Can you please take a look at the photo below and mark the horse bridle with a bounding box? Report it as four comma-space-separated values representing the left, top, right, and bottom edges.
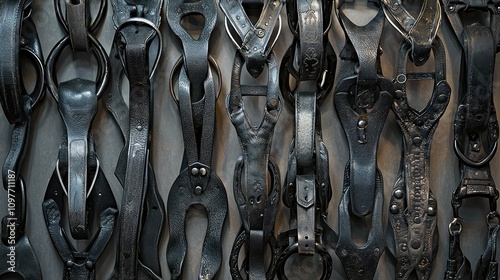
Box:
42, 0, 119, 279
331, 2, 392, 279
275, 0, 336, 279
221, 1, 284, 279
0, 1, 43, 279
442, 2, 500, 279
165, 0, 228, 279
382, 1, 448, 279
106, 0, 165, 279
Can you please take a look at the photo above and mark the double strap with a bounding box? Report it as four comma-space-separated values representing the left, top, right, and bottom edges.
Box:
226, 51, 281, 280
382, 0, 442, 65
165, 0, 228, 279
220, 0, 284, 78
108, 0, 164, 279
388, 37, 450, 280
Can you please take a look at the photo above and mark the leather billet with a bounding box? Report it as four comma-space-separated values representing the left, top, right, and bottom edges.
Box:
107, 0, 165, 279
166, 0, 228, 279
443, 2, 500, 279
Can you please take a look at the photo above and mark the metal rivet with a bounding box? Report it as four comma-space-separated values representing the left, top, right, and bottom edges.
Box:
413, 137, 422, 145
390, 204, 399, 214
200, 168, 207, 176
472, 143, 480, 151
137, 126, 143, 131
195, 186, 202, 195
391, 2, 399, 10
374, 247, 380, 256
400, 244, 407, 251
428, 206, 436, 216
358, 119, 367, 128
268, 98, 278, 108
191, 168, 199, 176
414, 119, 424, 126
249, 197, 255, 205
255, 28, 265, 38
341, 249, 348, 256
85, 261, 93, 269
449, 6, 454, 11
414, 216, 422, 224
395, 89, 404, 99
66, 260, 74, 268
437, 94, 448, 103
394, 189, 403, 199
75, 225, 85, 234
411, 240, 421, 249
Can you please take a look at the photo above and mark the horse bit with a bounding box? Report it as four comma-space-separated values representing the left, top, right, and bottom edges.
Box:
275, 0, 336, 279
166, 0, 228, 279
443, 2, 500, 279
0, 0, 43, 279
221, 0, 283, 279
106, 0, 165, 279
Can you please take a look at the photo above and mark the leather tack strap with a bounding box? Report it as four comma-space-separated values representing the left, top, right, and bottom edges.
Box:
109, 0, 164, 279
66, 0, 90, 51
389, 37, 449, 280
166, 0, 228, 278
220, 0, 284, 78
227, 51, 281, 280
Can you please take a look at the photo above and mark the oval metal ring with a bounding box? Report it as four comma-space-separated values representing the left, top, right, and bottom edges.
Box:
224, 15, 282, 54
448, 217, 463, 235
276, 242, 332, 280
454, 139, 498, 167
396, 74, 407, 84
114, 17, 162, 81
45, 34, 110, 102
169, 55, 222, 106
55, 0, 107, 33
20, 47, 45, 111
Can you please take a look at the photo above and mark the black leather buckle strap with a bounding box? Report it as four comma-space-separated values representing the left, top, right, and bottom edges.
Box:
0, 4, 44, 278
108, 1, 164, 279
388, 37, 450, 280
165, 0, 228, 279
332, 2, 392, 279
275, 1, 336, 279
220, 0, 284, 78
381, 0, 442, 65
0, 0, 44, 124
226, 51, 282, 280
442, 4, 500, 280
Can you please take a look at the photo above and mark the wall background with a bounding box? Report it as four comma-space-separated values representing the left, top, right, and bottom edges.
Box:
0, 1, 496, 279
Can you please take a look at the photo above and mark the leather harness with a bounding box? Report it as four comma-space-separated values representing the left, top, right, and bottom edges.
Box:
383, 1, 448, 279
0, 1, 43, 279
165, 0, 228, 279
106, 1, 165, 279
275, 0, 336, 279
221, 1, 284, 279
331, 2, 392, 279
443, 3, 500, 280
43, 0, 118, 279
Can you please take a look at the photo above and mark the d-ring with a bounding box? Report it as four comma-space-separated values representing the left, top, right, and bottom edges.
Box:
454, 139, 498, 167
45, 34, 110, 102
169, 55, 222, 106
114, 17, 162, 81
20, 47, 45, 111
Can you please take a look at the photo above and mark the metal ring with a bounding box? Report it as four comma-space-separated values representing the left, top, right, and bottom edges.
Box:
454, 140, 497, 167
20, 47, 45, 111
448, 217, 463, 235
45, 34, 110, 102
114, 17, 162, 81
55, 0, 107, 33
396, 74, 407, 84
276, 242, 332, 280
169, 55, 222, 106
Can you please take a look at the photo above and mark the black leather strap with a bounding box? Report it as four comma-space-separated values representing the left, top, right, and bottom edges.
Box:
388, 37, 450, 280
275, 1, 336, 279
165, 0, 228, 279
0, 2, 43, 279
443, 4, 500, 280
220, 0, 284, 78
108, 1, 164, 279
226, 51, 281, 280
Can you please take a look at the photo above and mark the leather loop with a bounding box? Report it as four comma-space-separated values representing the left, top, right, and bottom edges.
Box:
66, 0, 90, 51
